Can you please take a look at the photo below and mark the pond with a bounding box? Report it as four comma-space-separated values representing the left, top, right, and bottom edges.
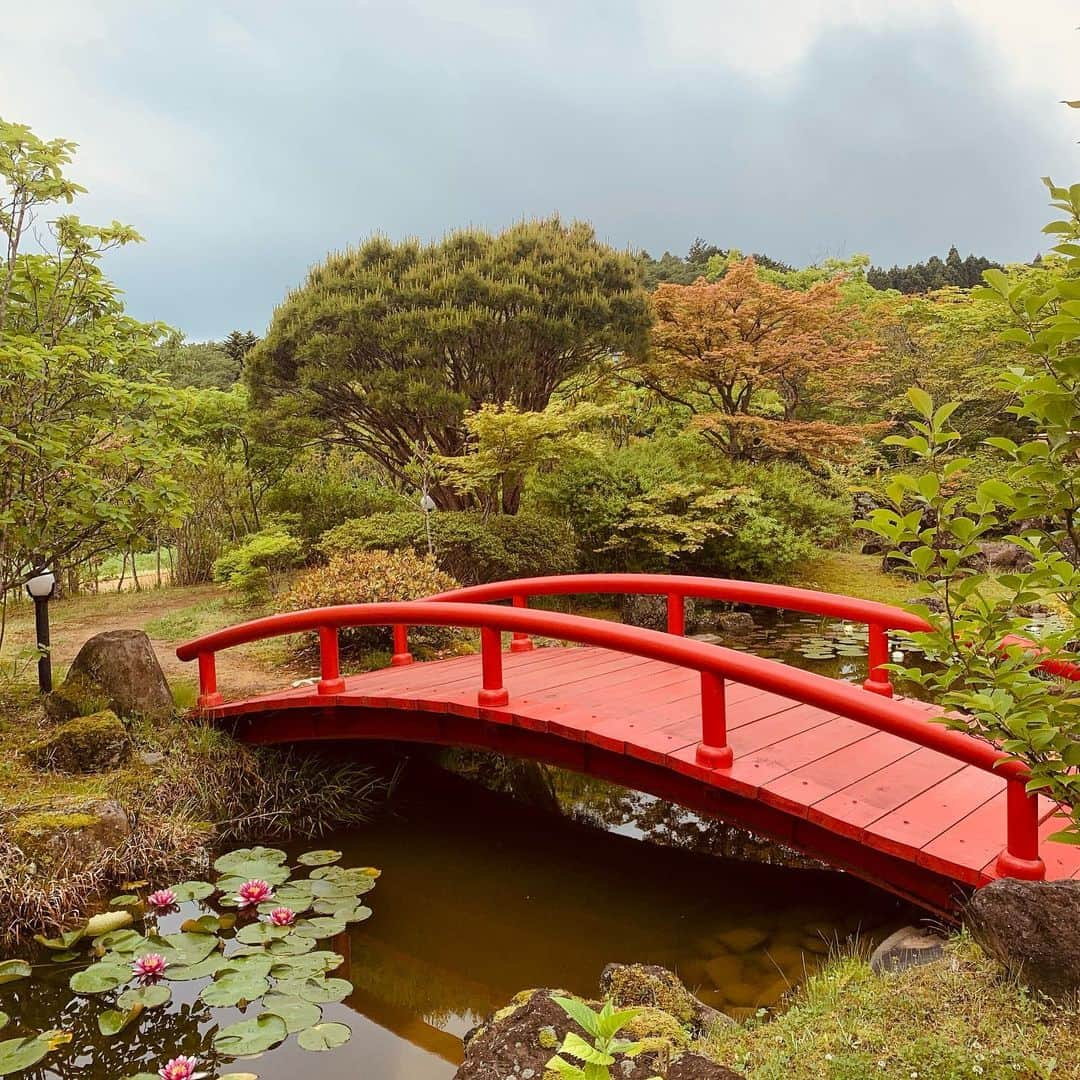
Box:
1, 609, 926, 1078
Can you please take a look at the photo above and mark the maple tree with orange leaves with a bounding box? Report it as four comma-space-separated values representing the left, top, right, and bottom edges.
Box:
629, 259, 885, 461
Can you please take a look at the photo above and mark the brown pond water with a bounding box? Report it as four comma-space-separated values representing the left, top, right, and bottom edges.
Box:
0, 611, 922, 1079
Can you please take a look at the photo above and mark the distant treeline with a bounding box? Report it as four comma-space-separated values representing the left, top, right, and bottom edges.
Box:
641, 240, 1008, 294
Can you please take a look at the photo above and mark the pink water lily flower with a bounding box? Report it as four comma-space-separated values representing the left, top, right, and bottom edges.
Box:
133, 952, 168, 982
147, 888, 177, 909
159, 1056, 203, 1080
235, 878, 274, 907
267, 906, 296, 927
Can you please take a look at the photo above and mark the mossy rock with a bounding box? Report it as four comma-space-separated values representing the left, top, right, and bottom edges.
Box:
45, 629, 172, 723
600, 962, 733, 1035
456, 986, 739, 1080
23, 710, 132, 774
10, 799, 131, 874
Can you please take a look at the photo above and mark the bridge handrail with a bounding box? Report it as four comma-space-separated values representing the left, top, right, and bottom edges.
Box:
176, 598, 1045, 881
426, 573, 932, 697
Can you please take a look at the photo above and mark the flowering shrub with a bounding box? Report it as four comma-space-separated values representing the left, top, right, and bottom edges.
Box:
281, 548, 459, 656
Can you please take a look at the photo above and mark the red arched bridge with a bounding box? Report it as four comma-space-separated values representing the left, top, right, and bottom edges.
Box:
176, 573, 1080, 914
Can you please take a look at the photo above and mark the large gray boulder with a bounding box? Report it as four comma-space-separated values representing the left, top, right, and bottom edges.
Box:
9, 799, 131, 875
965, 879, 1080, 1000
46, 630, 173, 723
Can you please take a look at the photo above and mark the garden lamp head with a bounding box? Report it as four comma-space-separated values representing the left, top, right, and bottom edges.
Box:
25, 569, 57, 600
420, 494, 437, 513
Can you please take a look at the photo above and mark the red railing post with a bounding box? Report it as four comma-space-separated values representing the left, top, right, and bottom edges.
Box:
391, 624, 413, 667
196, 652, 224, 708
478, 626, 509, 707
510, 594, 534, 652
995, 779, 1046, 880
696, 670, 733, 769
863, 623, 894, 697
667, 593, 685, 636
317, 626, 346, 695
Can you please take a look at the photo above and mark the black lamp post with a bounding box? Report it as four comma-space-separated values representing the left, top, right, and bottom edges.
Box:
25, 567, 57, 693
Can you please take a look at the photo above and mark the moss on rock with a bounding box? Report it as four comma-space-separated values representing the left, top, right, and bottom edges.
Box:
23, 710, 131, 774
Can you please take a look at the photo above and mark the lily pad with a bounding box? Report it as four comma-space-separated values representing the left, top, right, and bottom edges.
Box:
261, 993, 321, 1033
163, 954, 227, 981
297, 850, 341, 867
50, 951, 80, 964
34, 928, 86, 951
98, 1005, 142, 1037
93, 929, 147, 955
298, 1021, 351, 1051
293, 917, 346, 939
235, 922, 292, 946
200, 969, 269, 1008
171, 880, 215, 902
118, 983, 172, 1010
214, 846, 288, 873
267, 936, 316, 956
0, 961, 30, 985
212, 1013, 287, 1056
274, 976, 352, 1003
69, 962, 130, 994
108, 894, 142, 908
85, 911, 133, 936
147, 932, 218, 966
0, 1035, 51, 1075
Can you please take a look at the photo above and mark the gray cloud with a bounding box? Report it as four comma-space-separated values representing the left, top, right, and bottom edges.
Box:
31, 2, 1077, 338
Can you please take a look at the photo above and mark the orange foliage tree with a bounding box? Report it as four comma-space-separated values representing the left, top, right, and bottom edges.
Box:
631, 259, 884, 461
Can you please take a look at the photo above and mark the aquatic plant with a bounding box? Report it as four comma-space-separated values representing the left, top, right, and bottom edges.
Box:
547, 996, 656, 1080
147, 890, 177, 910
0, 845, 377, 1077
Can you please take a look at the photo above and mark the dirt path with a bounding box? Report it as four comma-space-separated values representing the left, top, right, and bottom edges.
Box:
2, 584, 278, 696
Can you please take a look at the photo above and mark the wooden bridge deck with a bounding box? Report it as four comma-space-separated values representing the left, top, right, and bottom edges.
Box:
202, 645, 1080, 910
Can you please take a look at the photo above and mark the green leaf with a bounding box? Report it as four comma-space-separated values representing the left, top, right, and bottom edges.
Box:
212, 1013, 288, 1057
261, 993, 322, 1033
84, 911, 133, 937
557, 1031, 614, 1066
109, 894, 141, 908
171, 880, 215, 902
117, 983, 172, 1010
552, 996, 601, 1039
200, 969, 270, 1007
297, 850, 342, 867
905, 386, 934, 418
0, 962, 30, 986
0, 1014, 7, 1033
98, 1006, 142, 1037
0, 1035, 51, 1075
236, 921, 293, 946
214, 847, 288, 875
69, 962, 130, 994
273, 976, 352, 1003
163, 954, 227, 981
297, 1021, 351, 1051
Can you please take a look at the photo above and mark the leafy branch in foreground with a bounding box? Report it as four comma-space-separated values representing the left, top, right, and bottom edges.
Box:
547, 996, 659, 1080
860, 175, 1080, 844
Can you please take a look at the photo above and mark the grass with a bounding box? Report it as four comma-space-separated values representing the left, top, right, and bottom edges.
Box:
143, 597, 230, 641
706, 934, 1079, 1079
794, 551, 916, 607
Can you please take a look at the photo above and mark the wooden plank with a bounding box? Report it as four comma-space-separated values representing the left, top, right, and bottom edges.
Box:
808, 746, 966, 840
868, 766, 1003, 859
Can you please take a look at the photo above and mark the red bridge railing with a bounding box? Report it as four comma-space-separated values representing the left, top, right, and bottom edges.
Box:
176, 590, 1046, 882
427, 573, 933, 697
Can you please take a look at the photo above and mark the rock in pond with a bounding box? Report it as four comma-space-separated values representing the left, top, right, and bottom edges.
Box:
457, 986, 739, 1080
869, 925, 945, 974
23, 710, 131, 773
45, 629, 173, 723
966, 878, 1080, 1000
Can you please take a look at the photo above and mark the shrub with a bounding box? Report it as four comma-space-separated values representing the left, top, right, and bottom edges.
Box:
265, 448, 405, 547
212, 525, 303, 603
318, 510, 577, 584
281, 548, 459, 655
534, 436, 844, 580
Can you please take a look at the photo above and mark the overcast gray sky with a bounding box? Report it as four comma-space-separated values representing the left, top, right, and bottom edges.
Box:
4, 1, 1080, 339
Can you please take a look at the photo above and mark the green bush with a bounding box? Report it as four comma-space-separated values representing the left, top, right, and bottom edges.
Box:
281, 548, 459, 655
265, 449, 405, 547
318, 510, 577, 584
534, 437, 848, 581
212, 525, 303, 603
